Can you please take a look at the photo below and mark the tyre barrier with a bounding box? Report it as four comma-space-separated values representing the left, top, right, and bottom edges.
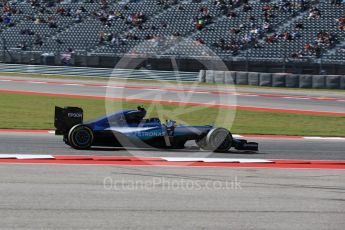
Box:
259, 73, 272, 87
341, 76, 345, 89
205, 70, 215, 83
202, 71, 345, 89
285, 74, 299, 88
312, 75, 325, 89
198, 69, 206, 82
326, 75, 340, 89
272, 73, 286, 87
248, 72, 259, 86
236, 72, 248, 85
299, 75, 313, 88
224, 71, 236, 85
214, 71, 225, 84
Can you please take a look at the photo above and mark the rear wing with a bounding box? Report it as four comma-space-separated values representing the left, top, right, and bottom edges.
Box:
54, 106, 83, 135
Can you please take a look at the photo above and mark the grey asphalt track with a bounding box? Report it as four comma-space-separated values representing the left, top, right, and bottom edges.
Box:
0, 132, 344, 160
1, 76, 345, 113
0, 164, 344, 230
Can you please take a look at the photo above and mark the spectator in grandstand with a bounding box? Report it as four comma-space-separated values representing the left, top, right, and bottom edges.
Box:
250, 26, 263, 36
33, 34, 43, 47
76, 6, 87, 14
230, 27, 241, 34
20, 29, 34, 35
213, 38, 225, 49
107, 10, 116, 21
253, 40, 263, 49
282, 31, 292, 41
290, 51, 304, 59
34, 14, 46, 24
99, 31, 106, 45
242, 3, 252, 12
56, 7, 66, 16
295, 22, 304, 29
315, 31, 336, 46
315, 45, 322, 58
304, 43, 314, 53
29, 0, 40, 9
291, 31, 301, 39
16, 42, 28, 51
299, 0, 311, 11
291, 52, 298, 58
226, 10, 237, 18
110, 35, 120, 46
308, 7, 321, 19
101, 0, 108, 9
263, 10, 273, 23
195, 17, 205, 30
55, 38, 63, 45
194, 37, 205, 45
3, 15, 15, 27
263, 22, 272, 32
262, 4, 272, 12
331, 0, 342, 5
214, 0, 225, 6
145, 34, 154, 40
279, 0, 292, 13
125, 12, 146, 26
74, 14, 82, 23
157, 0, 178, 9
173, 31, 181, 37
339, 46, 345, 52
265, 34, 276, 44
61, 48, 74, 66
125, 32, 139, 40
336, 17, 345, 30
48, 17, 58, 28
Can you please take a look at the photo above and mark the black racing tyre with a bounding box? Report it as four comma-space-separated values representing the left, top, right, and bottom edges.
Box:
68, 125, 94, 150
63, 135, 70, 146
206, 128, 233, 153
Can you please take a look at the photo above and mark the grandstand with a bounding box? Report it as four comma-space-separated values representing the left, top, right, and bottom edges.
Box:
0, 0, 345, 74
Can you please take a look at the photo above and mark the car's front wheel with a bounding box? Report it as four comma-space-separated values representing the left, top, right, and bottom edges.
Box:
206, 128, 233, 153
68, 125, 94, 150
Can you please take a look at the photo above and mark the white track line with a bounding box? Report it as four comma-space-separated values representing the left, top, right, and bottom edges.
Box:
303, 137, 345, 140
29, 81, 47, 84
63, 83, 83, 86
0, 154, 272, 163
0, 154, 54, 159
161, 157, 273, 163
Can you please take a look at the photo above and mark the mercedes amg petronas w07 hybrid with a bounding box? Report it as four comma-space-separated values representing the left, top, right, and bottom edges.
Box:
54, 106, 258, 152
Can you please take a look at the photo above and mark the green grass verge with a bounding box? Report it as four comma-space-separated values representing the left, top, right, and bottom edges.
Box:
1, 92, 344, 136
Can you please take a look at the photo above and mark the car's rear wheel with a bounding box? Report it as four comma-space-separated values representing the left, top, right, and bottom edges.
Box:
68, 125, 94, 150
63, 135, 70, 146
206, 128, 233, 152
